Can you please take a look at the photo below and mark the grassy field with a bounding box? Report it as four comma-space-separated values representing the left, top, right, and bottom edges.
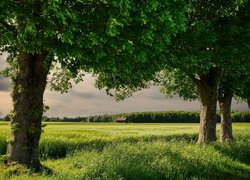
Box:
0, 122, 250, 179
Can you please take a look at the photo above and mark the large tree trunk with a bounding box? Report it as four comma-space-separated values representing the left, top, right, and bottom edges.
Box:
247, 99, 250, 109
218, 92, 233, 142
7, 51, 50, 170
196, 67, 221, 144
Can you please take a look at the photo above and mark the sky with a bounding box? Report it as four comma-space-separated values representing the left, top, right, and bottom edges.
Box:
0, 53, 248, 118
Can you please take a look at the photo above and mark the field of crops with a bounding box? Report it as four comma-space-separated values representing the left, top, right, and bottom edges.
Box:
0, 122, 250, 179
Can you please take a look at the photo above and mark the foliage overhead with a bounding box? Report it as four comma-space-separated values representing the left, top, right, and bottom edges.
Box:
158, 64, 250, 103
95, 0, 250, 100
157, 69, 198, 101
0, 0, 188, 90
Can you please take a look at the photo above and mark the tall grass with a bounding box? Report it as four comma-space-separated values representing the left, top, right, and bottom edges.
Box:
0, 123, 250, 179
1, 123, 199, 159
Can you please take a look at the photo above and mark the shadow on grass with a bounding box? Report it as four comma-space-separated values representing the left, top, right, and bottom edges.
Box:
0, 160, 53, 179
155, 150, 249, 179
83, 142, 250, 179
213, 136, 250, 165
165, 150, 250, 179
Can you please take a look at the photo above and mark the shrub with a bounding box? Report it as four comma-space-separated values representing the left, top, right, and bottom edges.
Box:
88, 115, 113, 122
42, 111, 250, 123
119, 111, 200, 123
231, 111, 250, 122
43, 116, 88, 122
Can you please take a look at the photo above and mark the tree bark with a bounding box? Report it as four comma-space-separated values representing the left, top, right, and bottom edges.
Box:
7, 51, 50, 170
196, 67, 221, 144
218, 92, 233, 142
247, 99, 250, 109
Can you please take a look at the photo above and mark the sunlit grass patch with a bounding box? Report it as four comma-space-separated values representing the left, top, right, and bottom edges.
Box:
0, 123, 250, 179
44, 141, 250, 179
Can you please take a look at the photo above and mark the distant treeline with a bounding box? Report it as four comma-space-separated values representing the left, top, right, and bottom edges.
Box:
45, 111, 250, 123
1, 111, 249, 123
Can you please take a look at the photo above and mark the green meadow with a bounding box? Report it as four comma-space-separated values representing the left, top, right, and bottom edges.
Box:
0, 122, 250, 179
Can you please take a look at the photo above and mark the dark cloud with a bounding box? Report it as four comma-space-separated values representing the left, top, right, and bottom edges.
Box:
45, 104, 92, 117
0, 77, 11, 92
70, 90, 100, 99
0, 55, 248, 118
49, 104, 68, 111
142, 93, 166, 101
134, 87, 181, 101
95, 110, 116, 115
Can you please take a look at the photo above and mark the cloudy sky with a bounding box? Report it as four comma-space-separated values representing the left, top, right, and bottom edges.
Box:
0, 53, 248, 118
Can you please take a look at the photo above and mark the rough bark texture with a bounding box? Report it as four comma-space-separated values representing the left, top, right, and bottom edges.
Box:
7, 51, 49, 170
218, 92, 233, 142
196, 67, 221, 144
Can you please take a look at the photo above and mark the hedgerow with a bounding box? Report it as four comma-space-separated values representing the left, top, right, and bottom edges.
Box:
2, 111, 249, 123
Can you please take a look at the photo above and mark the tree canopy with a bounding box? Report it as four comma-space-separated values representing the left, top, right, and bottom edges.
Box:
0, 0, 188, 75
0, 0, 189, 169
95, 0, 249, 92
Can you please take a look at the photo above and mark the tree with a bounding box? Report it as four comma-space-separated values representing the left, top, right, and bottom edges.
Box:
217, 73, 237, 142
158, 65, 249, 142
95, 0, 250, 143
0, 0, 187, 170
